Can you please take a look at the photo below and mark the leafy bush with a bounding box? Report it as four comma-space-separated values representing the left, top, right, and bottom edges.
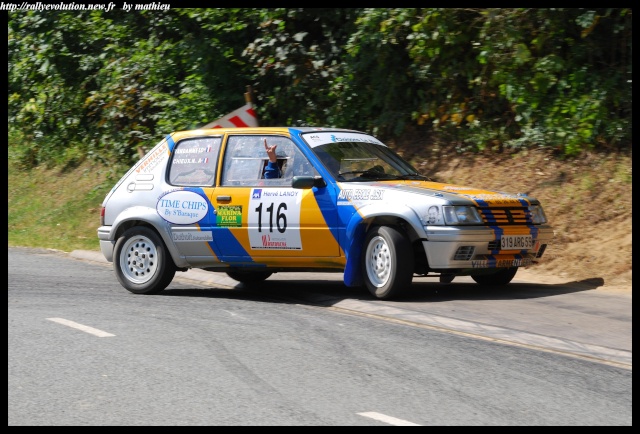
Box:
8, 8, 631, 167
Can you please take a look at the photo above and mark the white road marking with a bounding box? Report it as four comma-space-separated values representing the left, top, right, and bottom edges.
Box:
357, 412, 422, 426
223, 310, 238, 316
46, 318, 115, 337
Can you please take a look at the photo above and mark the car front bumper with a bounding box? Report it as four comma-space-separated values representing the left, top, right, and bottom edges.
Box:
422, 224, 554, 270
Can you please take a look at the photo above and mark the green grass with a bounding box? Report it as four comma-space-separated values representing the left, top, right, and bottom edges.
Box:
8, 151, 126, 252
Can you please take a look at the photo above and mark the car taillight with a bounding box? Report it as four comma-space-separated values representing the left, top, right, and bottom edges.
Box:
100, 206, 105, 226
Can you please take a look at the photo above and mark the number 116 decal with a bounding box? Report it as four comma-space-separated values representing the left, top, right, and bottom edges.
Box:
254, 202, 287, 233
248, 188, 303, 250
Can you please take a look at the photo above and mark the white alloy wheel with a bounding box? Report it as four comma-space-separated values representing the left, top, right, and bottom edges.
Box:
365, 235, 392, 287
119, 234, 160, 285
114, 226, 176, 294
361, 225, 414, 300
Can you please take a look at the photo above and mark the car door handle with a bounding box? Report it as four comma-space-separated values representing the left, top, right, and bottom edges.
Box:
216, 195, 232, 202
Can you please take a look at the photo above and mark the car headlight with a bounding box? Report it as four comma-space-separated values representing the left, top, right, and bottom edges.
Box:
442, 206, 483, 225
529, 205, 548, 224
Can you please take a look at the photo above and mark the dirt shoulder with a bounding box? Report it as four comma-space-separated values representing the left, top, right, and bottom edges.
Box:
391, 134, 632, 294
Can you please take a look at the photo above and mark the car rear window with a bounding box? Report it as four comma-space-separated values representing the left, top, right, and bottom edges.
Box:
168, 137, 222, 186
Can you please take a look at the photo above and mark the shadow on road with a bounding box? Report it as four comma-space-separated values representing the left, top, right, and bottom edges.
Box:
160, 275, 606, 306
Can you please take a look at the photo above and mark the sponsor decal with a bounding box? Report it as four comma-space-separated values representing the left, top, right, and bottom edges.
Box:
302, 132, 384, 148
217, 205, 243, 227
471, 257, 533, 268
337, 188, 384, 201
261, 190, 300, 198
442, 185, 473, 191
136, 142, 168, 174
248, 188, 302, 250
441, 186, 524, 205
330, 134, 382, 144
172, 157, 209, 164
461, 193, 522, 205
254, 234, 301, 250
172, 231, 213, 242
157, 190, 208, 224
424, 205, 440, 225
174, 146, 212, 154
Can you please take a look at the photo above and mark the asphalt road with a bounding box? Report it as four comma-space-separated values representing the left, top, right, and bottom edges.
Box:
70, 249, 632, 369
9, 247, 632, 425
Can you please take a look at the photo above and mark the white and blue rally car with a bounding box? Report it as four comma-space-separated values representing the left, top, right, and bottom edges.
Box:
98, 127, 553, 300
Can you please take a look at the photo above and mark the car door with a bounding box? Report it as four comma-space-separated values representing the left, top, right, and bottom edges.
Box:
208, 134, 340, 264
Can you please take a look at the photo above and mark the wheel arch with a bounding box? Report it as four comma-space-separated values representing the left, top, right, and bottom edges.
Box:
110, 207, 186, 268
342, 204, 425, 287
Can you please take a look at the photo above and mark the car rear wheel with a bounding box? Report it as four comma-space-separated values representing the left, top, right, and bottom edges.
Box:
471, 267, 518, 286
226, 271, 273, 284
362, 225, 414, 300
114, 226, 176, 294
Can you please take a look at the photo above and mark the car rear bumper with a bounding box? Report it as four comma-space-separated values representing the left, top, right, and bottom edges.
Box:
97, 226, 114, 262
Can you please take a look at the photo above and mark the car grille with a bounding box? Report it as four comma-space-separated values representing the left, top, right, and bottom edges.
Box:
479, 207, 531, 225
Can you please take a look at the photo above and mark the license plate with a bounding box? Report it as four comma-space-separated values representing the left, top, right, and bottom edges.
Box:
500, 235, 533, 250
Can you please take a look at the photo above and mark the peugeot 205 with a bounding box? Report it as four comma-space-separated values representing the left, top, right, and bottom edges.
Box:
98, 127, 553, 300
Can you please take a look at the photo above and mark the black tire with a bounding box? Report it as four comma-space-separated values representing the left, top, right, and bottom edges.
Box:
113, 226, 176, 294
361, 225, 414, 300
226, 270, 273, 284
471, 267, 518, 286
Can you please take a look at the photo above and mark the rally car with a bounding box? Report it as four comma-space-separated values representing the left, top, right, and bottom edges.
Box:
97, 127, 553, 300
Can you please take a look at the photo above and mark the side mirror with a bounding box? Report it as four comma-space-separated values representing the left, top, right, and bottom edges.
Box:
292, 175, 326, 189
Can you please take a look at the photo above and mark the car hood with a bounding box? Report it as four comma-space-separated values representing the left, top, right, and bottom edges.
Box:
338, 180, 537, 207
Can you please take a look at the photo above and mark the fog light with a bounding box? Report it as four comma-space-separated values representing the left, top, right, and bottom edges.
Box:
454, 246, 475, 261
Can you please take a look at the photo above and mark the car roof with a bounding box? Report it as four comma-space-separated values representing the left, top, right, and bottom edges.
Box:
169, 126, 365, 141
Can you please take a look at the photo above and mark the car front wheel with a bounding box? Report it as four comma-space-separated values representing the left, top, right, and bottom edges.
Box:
362, 225, 414, 300
114, 226, 176, 294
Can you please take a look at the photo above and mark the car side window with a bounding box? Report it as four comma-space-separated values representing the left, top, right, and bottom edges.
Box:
168, 137, 221, 186
221, 135, 316, 187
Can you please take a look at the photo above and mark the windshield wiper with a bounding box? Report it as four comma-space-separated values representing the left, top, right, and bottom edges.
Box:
342, 172, 433, 181
337, 170, 369, 177
338, 165, 388, 178
338, 167, 433, 181
390, 173, 434, 181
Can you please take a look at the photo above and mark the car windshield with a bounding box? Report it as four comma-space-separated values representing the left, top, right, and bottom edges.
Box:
309, 140, 428, 182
